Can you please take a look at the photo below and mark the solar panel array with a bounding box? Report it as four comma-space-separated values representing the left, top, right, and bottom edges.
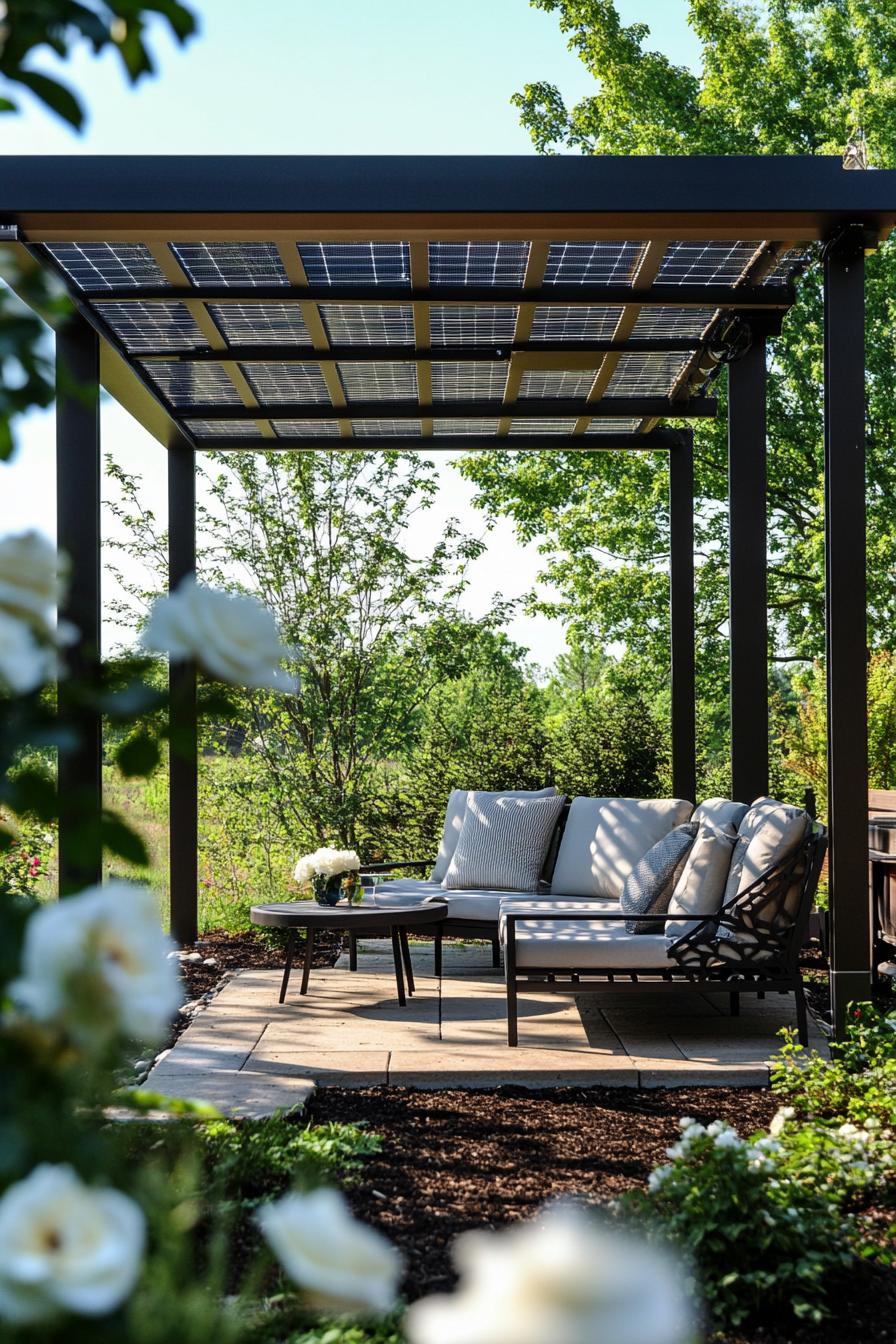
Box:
40, 234, 807, 449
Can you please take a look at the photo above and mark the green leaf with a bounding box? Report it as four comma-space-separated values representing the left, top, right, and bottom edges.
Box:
12, 69, 84, 129
101, 811, 149, 866
115, 732, 161, 778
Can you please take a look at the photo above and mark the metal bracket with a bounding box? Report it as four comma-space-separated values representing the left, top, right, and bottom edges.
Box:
0, 224, 19, 241
822, 221, 876, 262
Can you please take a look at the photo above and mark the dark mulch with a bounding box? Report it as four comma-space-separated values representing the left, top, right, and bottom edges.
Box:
308, 1084, 896, 1344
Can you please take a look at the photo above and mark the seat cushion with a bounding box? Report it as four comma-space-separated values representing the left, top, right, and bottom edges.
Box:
620, 823, 697, 933
500, 914, 672, 971
692, 797, 749, 830
373, 878, 510, 924
430, 786, 558, 882
443, 792, 565, 893
665, 820, 738, 938
549, 797, 694, 901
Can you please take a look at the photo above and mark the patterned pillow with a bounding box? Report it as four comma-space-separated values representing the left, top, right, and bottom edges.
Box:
442, 793, 566, 892
620, 823, 698, 934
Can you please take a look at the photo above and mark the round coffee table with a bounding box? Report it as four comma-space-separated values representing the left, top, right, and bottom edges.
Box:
250, 901, 448, 1007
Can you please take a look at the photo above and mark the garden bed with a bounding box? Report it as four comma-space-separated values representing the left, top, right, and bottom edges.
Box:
308, 1084, 896, 1344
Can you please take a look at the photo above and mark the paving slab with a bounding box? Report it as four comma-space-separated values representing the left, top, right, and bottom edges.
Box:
387, 1048, 638, 1088
242, 1049, 390, 1086
141, 1067, 314, 1117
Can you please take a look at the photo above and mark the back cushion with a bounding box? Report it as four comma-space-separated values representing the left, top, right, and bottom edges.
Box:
723, 798, 810, 905
665, 820, 738, 938
692, 797, 749, 831
550, 797, 694, 900
442, 793, 566, 892
430, 786, 558, 882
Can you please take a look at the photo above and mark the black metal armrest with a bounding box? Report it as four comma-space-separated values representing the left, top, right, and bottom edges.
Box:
359, 860, 430, 875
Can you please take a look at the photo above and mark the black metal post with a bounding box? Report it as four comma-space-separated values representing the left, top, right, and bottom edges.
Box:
168, 435, 198, 945
56, 315, 102, 895
669, 435, 697, 803
728, 332, 769, 804
824, 227, 871, 1036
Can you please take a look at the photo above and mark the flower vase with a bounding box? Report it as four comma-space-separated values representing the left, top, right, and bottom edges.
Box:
312, 872, 344, 906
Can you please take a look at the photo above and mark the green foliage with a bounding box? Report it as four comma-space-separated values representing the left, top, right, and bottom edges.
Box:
199, 1117, 382, 1204
460, 0, 896, 789
549, 677, 669, 799
0, 0, 197, 130
772, 1002, 896, 1126
622, 1112, 894, 1329
281, 1317, 405, 1344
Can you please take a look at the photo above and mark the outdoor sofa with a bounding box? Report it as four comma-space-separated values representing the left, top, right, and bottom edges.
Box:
360, 790, 826, 1047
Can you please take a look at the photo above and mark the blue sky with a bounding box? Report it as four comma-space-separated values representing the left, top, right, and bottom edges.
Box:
0, 0, 700, 662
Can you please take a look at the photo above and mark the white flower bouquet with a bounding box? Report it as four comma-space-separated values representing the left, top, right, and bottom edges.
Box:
294, 847, 362, 906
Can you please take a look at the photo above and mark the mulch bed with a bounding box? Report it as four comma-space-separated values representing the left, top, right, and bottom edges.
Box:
308, 1084, 896, 1344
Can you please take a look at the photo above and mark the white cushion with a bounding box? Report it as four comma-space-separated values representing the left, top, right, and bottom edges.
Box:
549, 797, 694, 900
500, 914, 672, 971
373, 878, 507, 924
665, 820, 737, 938
724, 798, 810, 904
430, 786, 557, 882
692, 797, 749, 830
443, 792, 565, 892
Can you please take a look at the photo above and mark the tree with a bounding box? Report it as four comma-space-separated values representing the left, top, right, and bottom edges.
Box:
108, 448, 510, 853
461, 0, 896, 781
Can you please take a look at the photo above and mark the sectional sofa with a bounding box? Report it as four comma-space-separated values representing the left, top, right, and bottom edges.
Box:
360, 789, 826, 1047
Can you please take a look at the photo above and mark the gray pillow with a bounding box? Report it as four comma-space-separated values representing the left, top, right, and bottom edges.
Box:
621, 823, 697, 934
442, 793, 566, 893
430, 786, 558, 882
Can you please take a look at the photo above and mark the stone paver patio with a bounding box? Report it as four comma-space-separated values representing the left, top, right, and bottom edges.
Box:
145, 941, 828, 1116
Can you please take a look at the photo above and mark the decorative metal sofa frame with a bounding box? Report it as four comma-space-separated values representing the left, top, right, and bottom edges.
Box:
501, 825, 827, 1049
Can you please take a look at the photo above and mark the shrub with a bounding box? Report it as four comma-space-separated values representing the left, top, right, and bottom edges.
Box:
621, 1115, 895, 1329
771, 1002, 896, 1127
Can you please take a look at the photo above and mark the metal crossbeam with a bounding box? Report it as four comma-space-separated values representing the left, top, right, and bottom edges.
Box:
176, 397, 717, 421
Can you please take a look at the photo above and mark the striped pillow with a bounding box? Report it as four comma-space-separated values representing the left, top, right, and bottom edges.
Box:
442, 792, 566, 892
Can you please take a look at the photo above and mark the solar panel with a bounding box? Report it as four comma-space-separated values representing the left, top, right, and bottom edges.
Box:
429, 242, 529, 286
431, 362, 508, 401
764, 245, 814, 285
584, 418, 642, 435
171, 243, 288, 286
432, 418, 500, 436
320, 304, 414, 345
274, 420, 342, 438
93, 302, 209, 352
44, 243, 167, 290
338, 362, 418, 401
605, 351, 692, 397
241, 363, 331, 404
519, 370, 598, 400
630, 308, 717, 339
208, 303, 313, 346
140, 361, 243, 407
530, 305, 623, 340
351, 419, 422, 437
298, 242, 410, 286
185, 419, 261, 439
656, 241, 758, 286
507, 418, 578, 435
544, 242, 645, 285
430, 305, 518, 345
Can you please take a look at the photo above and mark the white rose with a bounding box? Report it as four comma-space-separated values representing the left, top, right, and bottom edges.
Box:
0, 611, 53, 694
0, 1164, 144, 1323
142, 576, 293, 691
11, 882, 181, 1045
294, 848, 361, 885
405, 1202, 696, 1344
257, 1187, 401, 1315
0, 531, 68, 639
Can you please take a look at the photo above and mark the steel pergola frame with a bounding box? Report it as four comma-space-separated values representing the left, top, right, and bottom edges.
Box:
2, 153, 893, 1036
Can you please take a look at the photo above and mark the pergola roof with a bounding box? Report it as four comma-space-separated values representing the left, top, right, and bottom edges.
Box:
4, 155, 896, 455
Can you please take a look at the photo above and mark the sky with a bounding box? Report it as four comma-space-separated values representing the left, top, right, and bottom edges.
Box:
0, 0, 701, 665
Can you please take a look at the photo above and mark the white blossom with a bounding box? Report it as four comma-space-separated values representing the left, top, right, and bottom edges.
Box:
404, 1202, 697, 1344
0, 531, 68, 639
257, 1187, 401, 1315
769, 1107, 795, 1137
0, 1165, 144, 1323
294, 847, 361, 886
11, 882, 181, 1045
142, 577, 293, 691
647, 1165, 673, 1193
0, 611, 53, 694
713, 1128, 744, 1150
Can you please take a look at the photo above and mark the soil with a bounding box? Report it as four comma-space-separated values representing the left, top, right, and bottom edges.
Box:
308, 1085, 896, 1344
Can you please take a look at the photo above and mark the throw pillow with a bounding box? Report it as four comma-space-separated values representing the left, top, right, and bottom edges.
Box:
665, 820, 738, 940
442, 792, 566, 893
430, 786, 558, 882
620, 823, 697, 934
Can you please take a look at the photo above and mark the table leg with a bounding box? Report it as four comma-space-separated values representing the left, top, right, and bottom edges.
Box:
278, 929, 295, 1004
349, 932, 358, 971
399, 927, 415, 995
390, 925, 407, 1007
300, 926, 314, 995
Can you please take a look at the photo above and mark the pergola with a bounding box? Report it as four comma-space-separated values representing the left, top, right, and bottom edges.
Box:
3, 154, 894, 1035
